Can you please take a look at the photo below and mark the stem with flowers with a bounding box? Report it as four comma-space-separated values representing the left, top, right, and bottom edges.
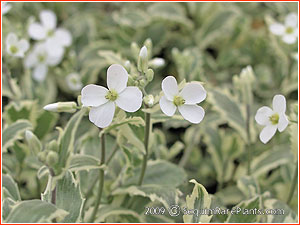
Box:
89, 133, 106, 223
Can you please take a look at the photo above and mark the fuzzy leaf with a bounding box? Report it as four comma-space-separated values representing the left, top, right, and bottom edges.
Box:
2, 174, 21, 201
183, 179, 212, 223
69, 154, 106, 172
264, 199, 298, 223
5, 200, 68, 223
3, 120, 32, 152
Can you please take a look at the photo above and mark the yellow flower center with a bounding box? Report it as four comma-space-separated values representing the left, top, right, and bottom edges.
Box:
286, 27, 294, 34
47, 29, 55, 37
38, 54, 46, 63
105, 89, 118, 101
269, 113, 279, 125
173, 95, 185, 107
10, 45, 18, 54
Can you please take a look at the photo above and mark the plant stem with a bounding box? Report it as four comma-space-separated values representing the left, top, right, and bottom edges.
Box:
246, 104, 251, 175
106, 143, 118, 165
49, 168, 56, 205
138, 111, 151, 186
286, 162, 298, 205
89, 133, 106, 223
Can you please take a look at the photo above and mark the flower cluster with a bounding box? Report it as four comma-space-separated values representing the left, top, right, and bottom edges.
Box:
24, 10, 72, 81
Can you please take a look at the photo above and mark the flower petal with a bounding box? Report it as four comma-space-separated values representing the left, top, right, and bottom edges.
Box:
6, 33, 17, 46
45, 38, 65, 58
178, 104, 205, 124
116, 87, 143, 112
89, 101, 115, 128
159, 95, 176, 116
285, 13, 298, 27
269, 23, 285, 36
282, 34, 297, 44
259, 124, 277, 144
17, 39, 29, 53
24, 52, 37, 68
255, 106, 273, 126
107, 64, 128, 93
272, 94, 286, 114
40, 10, 57, 30
53, 28, 72, 47
28, 23, 47, 40
180, 83, 206, 104
33, 64, 48, 82
162, 76, 178, 101
278, 114, 289, 132
81, 84, 109, 107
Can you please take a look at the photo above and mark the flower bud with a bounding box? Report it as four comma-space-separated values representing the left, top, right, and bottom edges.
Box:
25, 130, 42, 155
128, 75, 135, 86
139, 79, 146, 88
46, 151, 59, 167
37, 151, 47, 163
144, 38, 152, 58
143, 95, 155, 107
77, 95, 82, 107
146, 69, 154, 82
47, 140, 59, 152
124, 60, 131, 72
149, 58, 165, 68
138, 46, 148, 73
43, 102, 77, 113
131, 42, 140, 60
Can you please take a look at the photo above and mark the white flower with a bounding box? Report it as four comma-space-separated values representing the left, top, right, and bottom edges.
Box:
269, 13, 298, 44
6, 33, 29, 58
2, 2, 11, 15
28, 10, 72, 57
66, 73, 82, 91
255, 95, 289, 144
24, 43, 63, 82
81, 64, 143, 128
159, 76, 206, 124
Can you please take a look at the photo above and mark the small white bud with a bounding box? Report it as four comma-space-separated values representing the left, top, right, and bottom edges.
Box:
139, 46, 148, 59
43, 103, 59, 112
150, 58, 165, 68
143, 95, 155, 107
43, 102, 77, 113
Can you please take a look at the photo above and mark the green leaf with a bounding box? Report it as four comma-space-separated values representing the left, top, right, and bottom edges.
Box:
183, 179, 212, 223
2, 198, 16, 220
69, 154, 106, 172
94, 205, 144, 223
225, 196, 261, 223
98, 50, 126, 65
34, 110, 58, 140
5, 200, 68, 223
55, 171, 85, 223
124, 160, 187, 187
119, 124, 146, 155
250, 145, 293, 177
112, 184, 181, 208
2, 174, 21, 201
264, 199, 298, 223
113, 8, 150, 28
208, 88, 247, 142
148, 3, 193, 29
58, 108, 87, 170
237, 176, 260, 199
3, 119, 32, 152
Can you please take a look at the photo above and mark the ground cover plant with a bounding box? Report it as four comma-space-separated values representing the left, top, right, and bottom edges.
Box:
2, 2, 299, 223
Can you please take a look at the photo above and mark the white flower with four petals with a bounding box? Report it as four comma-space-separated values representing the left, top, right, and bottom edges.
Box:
81, 64, 143, 128
269, 13, 298, 44
28, 10, 72, 57
25, 43, 63, 82
255, 95, 289, 144
6, 33, 29, 58
159, 76, 206, 124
